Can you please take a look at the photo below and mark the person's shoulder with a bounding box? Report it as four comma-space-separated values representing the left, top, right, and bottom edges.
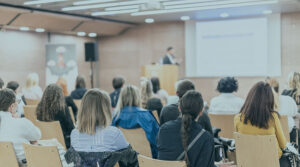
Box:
280, 95, 296, 103
234, 113, 242, 121
272, 112, 280, 119
162, 103, 178, 111
160, 118, 180, 130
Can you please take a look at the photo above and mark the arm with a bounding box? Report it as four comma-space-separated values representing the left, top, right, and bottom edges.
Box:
66, 96, 78, 118
274, 114, 287, 149
113, 129, 129, 150
21, 118, 41, 141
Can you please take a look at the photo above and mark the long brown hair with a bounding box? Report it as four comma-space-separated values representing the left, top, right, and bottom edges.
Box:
36, 84, 65, 121
179, 90, 204, 166
240, 81, 277, 129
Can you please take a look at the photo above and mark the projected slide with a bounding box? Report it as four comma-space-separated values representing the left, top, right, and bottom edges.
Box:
195, 18, 268, 77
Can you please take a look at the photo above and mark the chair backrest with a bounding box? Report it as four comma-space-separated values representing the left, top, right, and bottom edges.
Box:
279, 115, 290, 142
0, 142, 19, 167
74, 100, 81, 109
25, 99, 40, 105
138, 154, 186, 167
119, 127, 152, 157
152, 110, 160, 124
68, 107, 76, 126
23, 143, 62, 167
208, 113, 235, 138
36, 121, 66, 149
24, 105, 38, 125
234, 132, 279, 167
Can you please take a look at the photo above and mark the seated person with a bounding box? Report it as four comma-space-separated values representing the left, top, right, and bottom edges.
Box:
140, 77, 154, 109
110, 76, 125, 108
146, 97, 163, 123
282, 72, 300, 105
22, 73, 43, 100
36, 84, 74, 148
157, 90, 215, 167
209, 77, 244, 114
151, 77, 168, 105
71, 75, 87, 100
6, 81, 26, 117
112, 85, 159, 158
0, 88, 41, 163
234, 81, 289, 167
160, 80, 213, 134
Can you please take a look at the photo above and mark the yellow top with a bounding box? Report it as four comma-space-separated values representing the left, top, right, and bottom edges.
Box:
234, 113, 287, 158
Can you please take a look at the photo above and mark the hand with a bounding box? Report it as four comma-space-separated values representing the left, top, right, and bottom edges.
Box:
11, 112, 20, 118
30, 141, 38, 145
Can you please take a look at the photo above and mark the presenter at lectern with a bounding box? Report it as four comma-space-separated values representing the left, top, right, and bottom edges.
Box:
161, 47, 179, 65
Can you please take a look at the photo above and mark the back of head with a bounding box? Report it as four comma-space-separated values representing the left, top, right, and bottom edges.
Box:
6, 81, 19, 92
167, 46, 173, 52
116, 85, 140, 112
217, 77, 238, 93
240, 81, 275, 129
75, 75, 86, 89
56, 77, 68, 96
288, 72, 300, 89
151, 77, 160, 94
112, 76, 125, 90
36, 84, 65, 121
179, 90, 204, 166
0, 78, 4, 89
265, 77, 279, 93
140, 77, 153, 108
77, 89, 112, 134
146, 97, 163, 112
177, 79, 195, 98
25, 73, 39, 89
0, 88, 16, 111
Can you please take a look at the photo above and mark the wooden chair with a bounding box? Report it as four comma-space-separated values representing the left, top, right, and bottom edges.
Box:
152, 110, 160, 124
119, 128, 152, 157
138, 154, 186, 167
68, 107, 76, 126
279, 115, 290, 142
25, 99, 40, 105
0, 142, 19, 167
24, 105, 38, 125
234, 132, 279, 167
74, 99, 81, 109
36, 121, 66, 149
209, 113, 235, 138
23, 143, 62, 167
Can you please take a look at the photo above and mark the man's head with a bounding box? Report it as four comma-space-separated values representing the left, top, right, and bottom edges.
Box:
6, 81, 20, 93
176, 79, 195, 99
112, 76, 125, 90
0, 78, 4, 89
0, 88, 17, 113
167, 46, 174, 55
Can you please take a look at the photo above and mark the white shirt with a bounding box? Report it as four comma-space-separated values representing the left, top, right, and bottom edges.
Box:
278, 95, 298, 132
209, 93, 244, 114
154, 89, 169, 104
16, 94, 25, 116
0, 111, 41, 161
22, 86, 43, 100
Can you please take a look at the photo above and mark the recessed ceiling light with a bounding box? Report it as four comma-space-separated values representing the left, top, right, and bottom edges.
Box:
77, 32, 86, 36
181, 16, 190, 21
35, 28, 45, 32
220, 13, 229, 18
145, 18, 154, 23
88, 33, 97, 37
24, 0, 67, 5
19, 26, 30, 31
263, 10, 272, 14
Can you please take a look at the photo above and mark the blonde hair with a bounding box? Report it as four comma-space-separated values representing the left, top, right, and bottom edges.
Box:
115, 85, 141, 113
25, 73, 40, 89
140, 77, 153, 108
266, 77, 280, 111
288, 72, 300, 103
56, 77, 68, 96
77, 89, 112, 134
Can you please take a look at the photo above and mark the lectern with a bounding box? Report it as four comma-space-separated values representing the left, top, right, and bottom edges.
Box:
141, 65, 178, 95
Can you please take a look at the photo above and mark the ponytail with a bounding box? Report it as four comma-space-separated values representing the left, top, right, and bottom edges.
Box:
181, 113, 193, 166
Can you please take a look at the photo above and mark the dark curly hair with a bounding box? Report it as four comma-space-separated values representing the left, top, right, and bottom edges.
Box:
217, 77, 238, 93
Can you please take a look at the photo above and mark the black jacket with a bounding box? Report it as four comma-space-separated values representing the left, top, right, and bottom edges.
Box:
110, 88, 121, 108
65, 96, 78, 117
71, 88, 87, 100
65, 146, 139, 167
157, 118, 215, 167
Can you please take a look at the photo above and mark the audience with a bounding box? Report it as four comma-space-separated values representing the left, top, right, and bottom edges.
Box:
160, 79, 213, 134
234, 81, 289, 167
22, 73, 43, 100
282, 72, 300, 105
0, 77, 4, 89
146, 97, 163, 122
0, 88, 41, 164
109, 76, 125, 108
70, 75, 87, 100
57, 77, 78, 117
36, 84, 74, 148
112, 85, 159, 158
151, 77, 168, 105
140, 77, 153, 109
6, 81, 26, 116
209, 77, 244, 114
157, 90, 215, 167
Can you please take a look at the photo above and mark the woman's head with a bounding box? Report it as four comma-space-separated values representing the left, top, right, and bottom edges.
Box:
240, 81, 276, 129
116, 85, 141, 111
265, 77, 280, 111
217, 77, 238, 93
140, 77, 153, 108
77, 89, 112, 134
25, 73, 40, 89
179, 90, 204, 166
151, 77, 160, 94
56, 77, 68, 96
36, 84, 65, 121
112, 76, 125, 90
75, 75, 86, 89
288, 72, 300, 90
176, 80, 195, 98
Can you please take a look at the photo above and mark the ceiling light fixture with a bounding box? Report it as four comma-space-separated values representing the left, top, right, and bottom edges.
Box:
92, 9, 139, 16
88, 33, 97, 37
132, 0, 278, 16
74, 0, 117, 5
24, 0, 67, 5
181, 16, 190, 21
19, 26, 30, 31
220, 13, 229, 18
77, 32, 86, 36
105, 5, 140, 11
263, 10, 272, 14
35, 28, 45, 32
145, 18, 154, 23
